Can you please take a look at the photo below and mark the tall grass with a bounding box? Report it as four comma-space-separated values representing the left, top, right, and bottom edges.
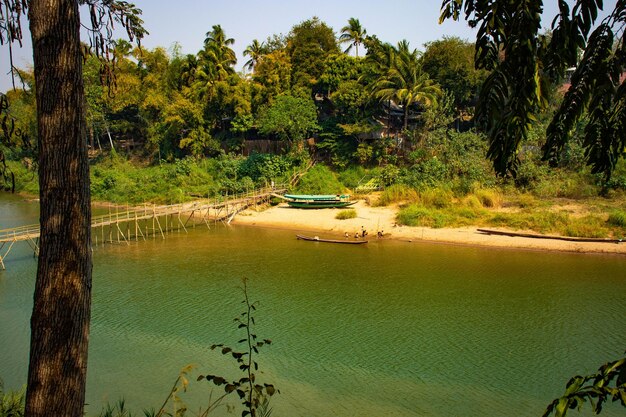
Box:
375, 184, 418, 206
474, 188, 502, 208
396, 196, 625, 238
564, 216, 609, 238
419, 188, 454, 208
608, 210, 626, 227
397, 204, 485, 228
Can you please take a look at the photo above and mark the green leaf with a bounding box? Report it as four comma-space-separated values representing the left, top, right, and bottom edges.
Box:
212, 376, 226, 386
265, 384, 276, 396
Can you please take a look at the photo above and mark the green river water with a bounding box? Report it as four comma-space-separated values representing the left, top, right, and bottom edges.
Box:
0, 194, 625, 416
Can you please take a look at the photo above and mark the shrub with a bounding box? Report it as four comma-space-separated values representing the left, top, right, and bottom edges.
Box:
295, 164, 345, 194
409, 157, 449, 188
337, 165, 368, 189
335, 209, 357, 220
380, 164, 401, 186
238, 152, 292, 183
514, 158, 550, 191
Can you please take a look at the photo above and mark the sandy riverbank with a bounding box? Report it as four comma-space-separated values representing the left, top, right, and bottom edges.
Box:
232, 200, 626, 255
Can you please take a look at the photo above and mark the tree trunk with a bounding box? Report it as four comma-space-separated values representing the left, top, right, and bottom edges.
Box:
403, 104, 409, 132
25, 1, 92, 417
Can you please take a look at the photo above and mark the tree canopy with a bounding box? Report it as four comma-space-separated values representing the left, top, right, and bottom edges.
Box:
421, 36, 487, 109
286, 17, 340, 89
257, 94, 319, 142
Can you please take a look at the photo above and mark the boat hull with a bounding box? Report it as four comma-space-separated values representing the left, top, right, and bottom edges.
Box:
296, 234, 368, 244
287, 201, 356, 209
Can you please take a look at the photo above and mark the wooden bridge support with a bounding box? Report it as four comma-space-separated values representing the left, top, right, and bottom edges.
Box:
0, 186, 286, 269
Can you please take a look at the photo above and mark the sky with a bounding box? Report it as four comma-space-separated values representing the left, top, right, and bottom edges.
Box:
0, 0, 616, 92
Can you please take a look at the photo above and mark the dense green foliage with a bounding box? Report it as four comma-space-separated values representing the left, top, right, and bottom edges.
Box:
440, 0, 626, 180
257, 94, 319, 142
3, 13, 626, 240
421, 37, 487, 109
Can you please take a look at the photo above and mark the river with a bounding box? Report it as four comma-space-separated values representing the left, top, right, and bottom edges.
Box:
0, 194, 625, 416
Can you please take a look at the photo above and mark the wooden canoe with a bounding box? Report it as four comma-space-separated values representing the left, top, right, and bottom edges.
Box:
296, 234, 368, 244
477, 228, 623, 243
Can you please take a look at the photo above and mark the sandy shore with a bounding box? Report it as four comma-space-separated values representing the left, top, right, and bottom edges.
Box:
233, 200, 626, 255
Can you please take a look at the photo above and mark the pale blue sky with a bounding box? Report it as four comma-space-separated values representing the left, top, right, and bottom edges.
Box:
0, 0, 615, 92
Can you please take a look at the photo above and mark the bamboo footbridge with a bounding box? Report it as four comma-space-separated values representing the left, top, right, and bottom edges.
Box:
0, 186, 287, 269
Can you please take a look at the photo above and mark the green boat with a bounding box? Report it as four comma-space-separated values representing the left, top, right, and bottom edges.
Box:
284, 194, 356, 209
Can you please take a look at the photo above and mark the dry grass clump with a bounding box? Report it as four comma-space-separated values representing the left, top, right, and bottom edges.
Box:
335, 209, 357, 220
473, 188, 502, 208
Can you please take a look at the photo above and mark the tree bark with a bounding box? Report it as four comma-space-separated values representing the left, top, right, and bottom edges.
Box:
25, 1, 92, 417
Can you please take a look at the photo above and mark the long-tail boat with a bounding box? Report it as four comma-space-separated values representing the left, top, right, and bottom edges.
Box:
284, 194, 356, 209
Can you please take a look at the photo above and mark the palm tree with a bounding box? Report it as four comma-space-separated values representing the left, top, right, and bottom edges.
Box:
204, 24, 235, 55
372, 42, 441, 131
202, 24, 236, 81
179, 54, 198, 87
194, 24, 237, 98
339, 17, 367, 57
243, 39, 265, 72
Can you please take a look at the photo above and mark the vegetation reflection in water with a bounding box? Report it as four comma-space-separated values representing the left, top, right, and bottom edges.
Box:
0, 197, 625, 416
